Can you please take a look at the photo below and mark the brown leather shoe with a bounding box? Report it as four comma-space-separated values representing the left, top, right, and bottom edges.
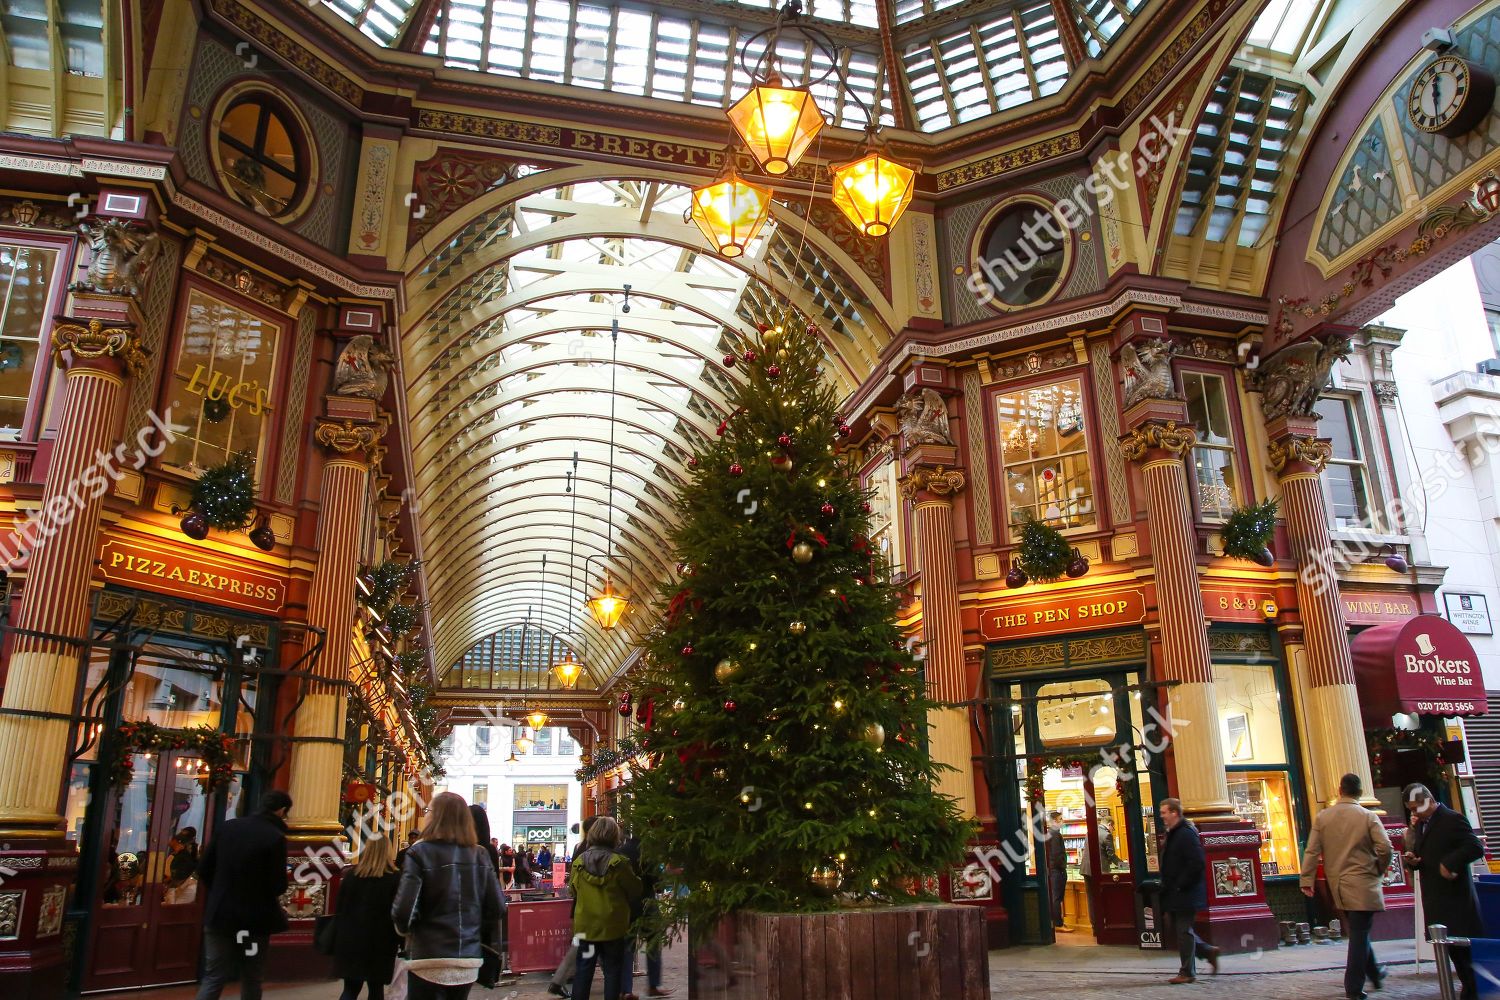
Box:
1207, 948, 1221, 974
1168, 975, 1196, 984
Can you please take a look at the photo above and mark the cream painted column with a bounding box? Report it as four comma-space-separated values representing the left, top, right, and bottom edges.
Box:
1269, 422, 1377, 808
1121, 420, 1234, 822
0, 321, 147, 835
286, 416, 385, 837
898, 464, 976, 818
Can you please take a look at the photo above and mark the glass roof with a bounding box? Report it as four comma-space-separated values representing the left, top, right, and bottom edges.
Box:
319, 0, 1159, 133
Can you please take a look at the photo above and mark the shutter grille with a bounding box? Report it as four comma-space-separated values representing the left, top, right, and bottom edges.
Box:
1463, 694, 1500, 842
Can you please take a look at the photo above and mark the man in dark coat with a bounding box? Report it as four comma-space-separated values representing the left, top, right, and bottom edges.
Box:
1405, 783, 1485, 1000
1044, 810, 1072, 931
194, 789, 292, 1000
1158, 797, 1220, 984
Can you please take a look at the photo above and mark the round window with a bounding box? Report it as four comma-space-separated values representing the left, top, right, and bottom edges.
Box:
214, 94, 307, 219
976, 201, 1068, 308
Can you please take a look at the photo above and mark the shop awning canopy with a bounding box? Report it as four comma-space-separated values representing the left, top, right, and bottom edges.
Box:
1350, 614, 1488, 726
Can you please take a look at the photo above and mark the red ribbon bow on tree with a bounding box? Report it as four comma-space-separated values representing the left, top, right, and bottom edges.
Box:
716, 407, 746, 437
785, 527, 829, 550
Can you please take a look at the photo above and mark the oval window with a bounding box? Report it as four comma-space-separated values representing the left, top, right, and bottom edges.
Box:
215, 95, 306, 219
977, 202, 1067, 308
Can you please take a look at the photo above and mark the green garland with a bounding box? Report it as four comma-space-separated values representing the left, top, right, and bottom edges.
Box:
190, 451, 258, 531
1368, 727, 1449, 786
385, 601, 427, 638
1222, 498, 1279, 561
576, 736, 642, 783
1023, 752, 1137, 802
360, 560, 419, 612
107, 721, 237, 791
1017, 513, 1073, 583
396, 647, 428, 679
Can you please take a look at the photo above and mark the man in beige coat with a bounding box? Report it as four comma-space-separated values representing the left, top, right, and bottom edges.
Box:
1300, 773, 1394, 1000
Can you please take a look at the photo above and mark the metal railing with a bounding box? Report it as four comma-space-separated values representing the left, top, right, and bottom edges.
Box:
1430, 924, 1471, 1000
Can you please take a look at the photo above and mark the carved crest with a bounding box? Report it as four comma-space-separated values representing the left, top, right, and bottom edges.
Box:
895, 387, 952, 451
332, 335, 394, 400
1118, 338, 1178, 409
72, 219, 162, 298
1251, 335, 1352, 422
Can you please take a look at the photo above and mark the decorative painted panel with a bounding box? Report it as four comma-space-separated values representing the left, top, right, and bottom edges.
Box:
1316, 119, 1402, 261
275, 308, 316, 504
124, 234, 182, 438
963, 370, 994, 545
1212, 856, 1256, 898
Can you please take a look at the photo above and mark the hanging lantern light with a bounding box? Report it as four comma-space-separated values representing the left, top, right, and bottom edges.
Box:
727, 75, 825, 176
552, 648, 583, 690
689, 158, 773, 259
830, 140, 918, 238
586, 574, 630, 630
514, 729, 535, 755
527, 709, 550, 731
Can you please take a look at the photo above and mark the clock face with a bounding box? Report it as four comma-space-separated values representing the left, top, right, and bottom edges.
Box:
1409, 55, 1492, 135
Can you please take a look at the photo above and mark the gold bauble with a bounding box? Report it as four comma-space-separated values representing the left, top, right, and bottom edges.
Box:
714, 658, 740, 682
792, 541, 814, 564
763, 327, 784, 349
861, 722, 886, 748
712, 767, 727, 781
789, 620, 807, 635
777, 349, 789, 360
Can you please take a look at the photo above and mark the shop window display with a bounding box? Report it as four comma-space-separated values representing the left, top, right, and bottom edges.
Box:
162, 288, 281, 472
995, 377, 1095, 531
1213, 659, 1299, 875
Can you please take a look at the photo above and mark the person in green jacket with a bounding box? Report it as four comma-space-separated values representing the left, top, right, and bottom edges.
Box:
568, 816, 643, 1000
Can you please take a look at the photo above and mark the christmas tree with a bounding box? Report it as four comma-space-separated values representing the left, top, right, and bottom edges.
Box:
627, 311, 972, 933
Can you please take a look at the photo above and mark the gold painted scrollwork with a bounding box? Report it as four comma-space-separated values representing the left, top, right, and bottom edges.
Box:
899, 464, 966, 502
1268, 435, 1333, 475
51, 319, 149, 379
1119, 421, 1197, 463
314, 416, 388, 463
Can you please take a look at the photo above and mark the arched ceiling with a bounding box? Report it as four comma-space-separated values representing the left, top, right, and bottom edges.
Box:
402, 176, 884, 689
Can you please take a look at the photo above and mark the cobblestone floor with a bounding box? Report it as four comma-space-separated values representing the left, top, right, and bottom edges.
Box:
124, 936, 1458, 1000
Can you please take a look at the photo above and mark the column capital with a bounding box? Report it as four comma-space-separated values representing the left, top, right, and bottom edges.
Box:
899, 464, 965, 503
314, 415, 388, 464
1119, 420, 1196, 464
50, 318, 148, 378
1268, 435, 1332, 476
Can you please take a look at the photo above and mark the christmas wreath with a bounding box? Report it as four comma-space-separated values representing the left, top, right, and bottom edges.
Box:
190, 451, 259, 531
107, 721, 238, 791
1221, 498, 1279, 565
1016, 513, 1073, 583
1367, 727, 1449, 785
1023, 752, 1137, 802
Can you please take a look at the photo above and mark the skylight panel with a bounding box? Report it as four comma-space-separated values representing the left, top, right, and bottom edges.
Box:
894, 0, 969, 25
321, 0, 418, 45
1246, 0, 1320, 56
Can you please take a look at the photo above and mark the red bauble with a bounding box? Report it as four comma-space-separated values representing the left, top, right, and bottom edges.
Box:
729, 462, 744, 476
756, 323, 769, 333
687, 457, 699, 469
838, 424, 852, 438
618, 691, 633, 717
722, 354, 737, 367
777, 433, 793, 448
723, 699, 737, 713
682, 644, 694, 656
820, 502, 835, 517
180, 511, 209, 541
861, 501, 872, 514
766, 364, 781, 379
742, 349, 758, 363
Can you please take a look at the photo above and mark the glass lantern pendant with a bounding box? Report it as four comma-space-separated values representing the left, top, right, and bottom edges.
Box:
552, 649, 583, 690
727, 75, 826, 176
526, 709, 550, 731
586, 575, 629, 630
689, 159, 773, 258
830, 146, 917, 238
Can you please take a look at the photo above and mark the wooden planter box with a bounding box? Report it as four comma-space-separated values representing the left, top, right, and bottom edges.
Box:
688, 904, 989, 1000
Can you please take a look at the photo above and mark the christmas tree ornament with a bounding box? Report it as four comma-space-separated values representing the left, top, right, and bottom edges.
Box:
1005, 558, 1029, 589
861, 501, 872, 514
681, 644, 694, 656
792, 541, 814, 564
712, 767, 727, 781
770, 454, 794, 472
837, 423, 852, 438
861, 722, 885, 748
820, 502, 835, 518
723, 354, 737, 367
742, 349, 758, 363
762, 326, 783, 349
723, 699, 737, 713
688, 457, 699, 469
777, 349, 789, 360
777, 433, 793, 448
248, 514, 276, 551
766, 364, 781, 379
729, 462, 744, 476
619, 690, 633, 717
180, 510, 209, 541
714, 658, 740, 682
1066, 548, 1090, 578
673, 698, 686, 711
789, 620, 807, 635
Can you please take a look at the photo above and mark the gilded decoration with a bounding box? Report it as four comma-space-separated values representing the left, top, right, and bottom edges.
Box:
52, 320, 149, 379
899, 465, 966, 502
1120, 421, 1196, 462
314, 417, 388, 461
407, 149, 526, 246
991, 642, 1066, 672
991, 345, 1075, 382
1268, 435, 1333, 475
1250, 336, 1352, 422
195, 253, 286, 309
1209, 630, 1273, 653
0, 890, 20, 940
1069, 633, 1148, 664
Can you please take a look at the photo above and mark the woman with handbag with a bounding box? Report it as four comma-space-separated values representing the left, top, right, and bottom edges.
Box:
332, 831, 404, 1000
393, 792, 505, 1000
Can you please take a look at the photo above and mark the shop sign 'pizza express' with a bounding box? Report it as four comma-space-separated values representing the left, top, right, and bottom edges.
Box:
96, 537, 286, 614
978, 587, 1146, 641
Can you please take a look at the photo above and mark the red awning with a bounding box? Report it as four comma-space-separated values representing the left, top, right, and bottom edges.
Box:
1350, 614, 1488, 725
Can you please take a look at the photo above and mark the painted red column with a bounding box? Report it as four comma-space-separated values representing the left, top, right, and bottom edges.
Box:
898, 463, 975, 817
0, 319, 148, 995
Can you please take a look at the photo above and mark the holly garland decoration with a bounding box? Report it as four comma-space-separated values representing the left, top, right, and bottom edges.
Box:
1221, 498, 1279, 565
1368, 727, 1449, 786
1016, 512, 1073, 583
385, 601, 428, 638
410, 683, 447, 780
576, 737, 644, 783
396, 647, 428, 680
1023, 752, 1139, 802
190, 451, 259, 531
107, 721, 237, 791
627, 310, 972, 935
360, 559, 420, 612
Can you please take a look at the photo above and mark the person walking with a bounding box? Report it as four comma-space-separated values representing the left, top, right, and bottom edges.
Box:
1158, 797, 1220, 984
334, 830, 404, 1000
1044, 810, 1072, 932
570, 816, 644, 1000
193, 790, 293, 1000
514, 847, 535, 889
619, 830, 673, 997
1404, 782, 1484, 1000
500, 843, 516, 888
1299, 773, 1393, 1000
393, 792, 505, 1000
537, 845, 554, 874
548, 816, 600, 999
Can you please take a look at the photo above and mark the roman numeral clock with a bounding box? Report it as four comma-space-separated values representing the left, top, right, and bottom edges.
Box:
1408, 53, 1496, 137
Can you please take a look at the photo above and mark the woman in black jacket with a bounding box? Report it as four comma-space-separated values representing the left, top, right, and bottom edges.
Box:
469, 804, 500, 878
393, 792, 505, 1000
334, 830, 403, 1000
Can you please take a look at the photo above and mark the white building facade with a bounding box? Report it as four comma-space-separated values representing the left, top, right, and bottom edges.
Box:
438, 723, 584, 858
